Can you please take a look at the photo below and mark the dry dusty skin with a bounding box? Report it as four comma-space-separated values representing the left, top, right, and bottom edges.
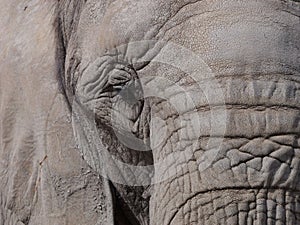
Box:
0, 0, 300, 225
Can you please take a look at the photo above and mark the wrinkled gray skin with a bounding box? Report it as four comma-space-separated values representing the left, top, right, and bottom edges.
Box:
0, 0, 300, 225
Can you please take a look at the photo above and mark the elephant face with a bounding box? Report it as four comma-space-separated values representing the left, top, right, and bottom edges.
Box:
60, 0, 300, 224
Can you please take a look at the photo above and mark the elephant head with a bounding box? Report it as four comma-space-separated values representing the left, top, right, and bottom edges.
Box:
57, 0, 300, 224
1, 0, 297, 225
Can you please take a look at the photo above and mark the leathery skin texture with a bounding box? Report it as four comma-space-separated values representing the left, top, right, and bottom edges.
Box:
0, 0, 299, 225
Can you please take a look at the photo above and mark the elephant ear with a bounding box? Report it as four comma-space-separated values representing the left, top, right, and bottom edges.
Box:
72, 100, 115, 225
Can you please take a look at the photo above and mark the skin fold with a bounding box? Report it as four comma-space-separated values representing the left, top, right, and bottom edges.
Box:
0, 0, 299, 225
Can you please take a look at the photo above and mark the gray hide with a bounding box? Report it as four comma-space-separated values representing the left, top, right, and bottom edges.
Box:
0, 0, 300, 225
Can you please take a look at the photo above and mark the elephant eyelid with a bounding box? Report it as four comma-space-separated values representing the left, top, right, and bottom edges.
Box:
113, 85, 124, 90
114, 64, 136, 74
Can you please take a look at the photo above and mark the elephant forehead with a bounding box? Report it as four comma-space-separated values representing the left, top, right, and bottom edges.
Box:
71, 0, 300, 86
76, 0, 203, 60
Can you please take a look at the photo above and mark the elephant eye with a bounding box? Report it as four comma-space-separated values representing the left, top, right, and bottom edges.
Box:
117, 81, 142, 105
113, 85, 125, 90
113, 85, 126, 94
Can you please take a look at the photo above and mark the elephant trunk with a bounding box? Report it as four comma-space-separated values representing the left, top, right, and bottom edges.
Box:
144, 0, 300, 224
148, 91, 300, 224
165, 189, 300, 224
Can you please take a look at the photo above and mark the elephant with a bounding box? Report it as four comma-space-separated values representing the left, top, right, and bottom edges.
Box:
0, 0, 299, 225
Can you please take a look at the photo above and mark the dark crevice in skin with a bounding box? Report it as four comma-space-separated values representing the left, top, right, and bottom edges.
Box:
187, 133, 300, 140
94, 113, 152, 225
57, 0, 87, 106
168, 186, 300, 225
57, 0, 86, 49
156, 103, 300, 113
54, 4, 71, 112
112, 184, 143, 225
208, 73, 300, 84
